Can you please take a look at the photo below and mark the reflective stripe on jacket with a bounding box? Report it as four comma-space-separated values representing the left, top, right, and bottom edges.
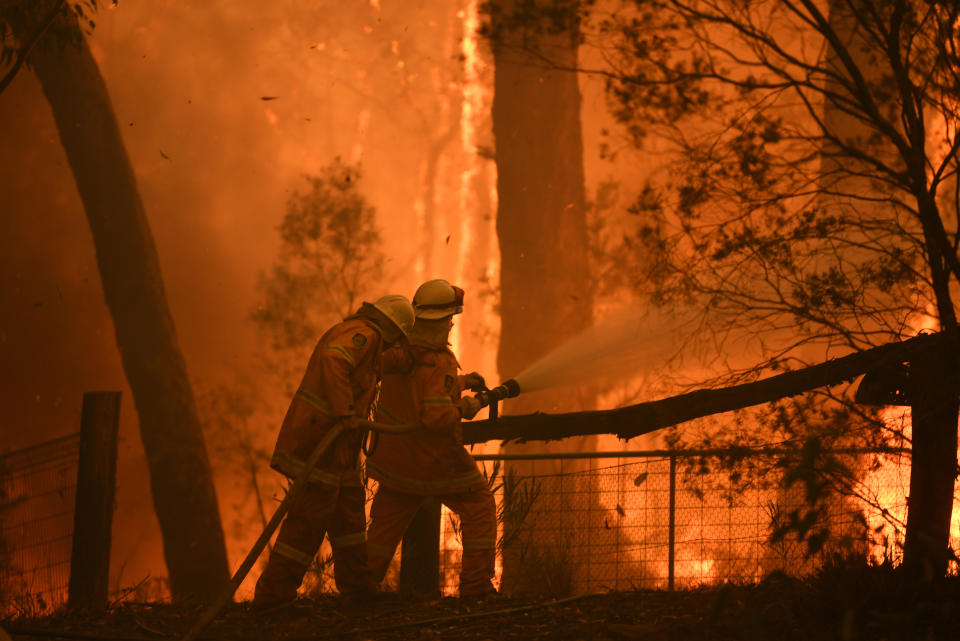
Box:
271, 317, 391, 488
367, 344, 486, 494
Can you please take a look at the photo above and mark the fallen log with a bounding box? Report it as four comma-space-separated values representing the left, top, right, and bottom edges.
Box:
462, 332, 943, 445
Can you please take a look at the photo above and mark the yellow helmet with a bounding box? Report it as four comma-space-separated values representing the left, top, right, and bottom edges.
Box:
413, 279, 464, 319
371, 294, 415, 336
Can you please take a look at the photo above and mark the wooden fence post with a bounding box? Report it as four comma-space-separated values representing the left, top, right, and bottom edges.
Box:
68, 391, 121, 610
399, 499, 441, 598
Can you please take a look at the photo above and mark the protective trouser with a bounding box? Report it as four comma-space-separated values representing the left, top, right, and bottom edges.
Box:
253, 483, 371, 605
367, 485, 497, 596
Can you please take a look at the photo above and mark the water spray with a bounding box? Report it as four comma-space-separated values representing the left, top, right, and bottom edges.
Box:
472, 304, 694, 419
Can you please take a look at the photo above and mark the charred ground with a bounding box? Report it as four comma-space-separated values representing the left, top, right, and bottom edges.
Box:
5, 561, 960, 641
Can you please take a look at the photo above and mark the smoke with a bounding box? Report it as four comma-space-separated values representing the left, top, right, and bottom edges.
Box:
1, 0, 499, 600
510, 304, 694, 395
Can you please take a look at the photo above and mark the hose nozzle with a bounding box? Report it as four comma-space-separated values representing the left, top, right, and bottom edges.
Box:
476, 378, 521, 408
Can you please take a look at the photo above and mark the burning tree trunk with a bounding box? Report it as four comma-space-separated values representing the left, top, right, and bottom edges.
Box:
9, 2, 230, 601
488, 0, 595, 595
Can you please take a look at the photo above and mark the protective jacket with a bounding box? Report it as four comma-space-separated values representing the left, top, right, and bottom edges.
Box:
256, 315, 413, 605
270, 317, 407, 488
366, 344, 486, 494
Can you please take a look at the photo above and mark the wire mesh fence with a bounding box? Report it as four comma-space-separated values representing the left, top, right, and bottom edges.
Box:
431, 448, 925, 595
0, 438, 939, 606
0, 434, 81, 616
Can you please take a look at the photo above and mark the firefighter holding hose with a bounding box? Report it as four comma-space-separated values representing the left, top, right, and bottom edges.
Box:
252, 294, 416, 609
365, 279, 498, 600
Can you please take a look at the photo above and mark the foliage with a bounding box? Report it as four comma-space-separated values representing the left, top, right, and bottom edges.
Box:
589, 0, 960, 360
562, 0, 960, 570
482, 460, 582, 597
1, 1, 113, 69
481, 458, 543, 555
479, 0, 592, 45
667, 387, 905, 557
196, 381, 274, 539
252, 159, 385, 359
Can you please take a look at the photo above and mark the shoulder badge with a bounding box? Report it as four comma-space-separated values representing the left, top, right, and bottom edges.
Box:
444, 374, 455, 393
352, 333, 368, 347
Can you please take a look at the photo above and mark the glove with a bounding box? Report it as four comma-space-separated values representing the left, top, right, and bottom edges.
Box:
457, 396, 482, 420
461, 371, 486, 392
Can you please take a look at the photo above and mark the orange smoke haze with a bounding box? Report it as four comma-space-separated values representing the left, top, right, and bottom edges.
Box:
5, 0, 954, 602
0, 0, 644, 599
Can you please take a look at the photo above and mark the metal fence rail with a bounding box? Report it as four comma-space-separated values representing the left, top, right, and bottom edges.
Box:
0, 433, 81, 616
428, 448, 920, 595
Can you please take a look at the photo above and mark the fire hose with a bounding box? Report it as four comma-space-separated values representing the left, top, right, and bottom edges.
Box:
182, 382, 521, 641
180, 418, 423, 641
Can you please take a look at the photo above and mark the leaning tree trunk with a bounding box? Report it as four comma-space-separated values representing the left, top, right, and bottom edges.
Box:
461, 332, 947, 444
11, 3, 230, 601
490, 0, 595, 596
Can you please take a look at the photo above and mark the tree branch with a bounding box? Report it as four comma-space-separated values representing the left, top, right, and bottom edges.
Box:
462, 331, 944, 445
0, 0, 66, 95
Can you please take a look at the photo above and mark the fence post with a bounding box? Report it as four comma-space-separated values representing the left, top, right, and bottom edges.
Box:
668, 454, 676, 592
68, 391, 121, 610
400, 499, 441, 598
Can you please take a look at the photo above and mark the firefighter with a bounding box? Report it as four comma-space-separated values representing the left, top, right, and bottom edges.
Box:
365, 279, 497, 599
252, 294, 416, 608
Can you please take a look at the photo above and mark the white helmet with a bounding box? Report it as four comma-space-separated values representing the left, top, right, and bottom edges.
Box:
413, 279, 464, 319
371, 294, 415, 336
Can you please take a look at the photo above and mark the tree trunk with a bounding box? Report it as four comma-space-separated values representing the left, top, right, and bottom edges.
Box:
490, 0, 594, 595
823, 0, 958, 579
904, 338, 959, 580
462, 332, 943, 445
491, 2, 592, 403
14, 4, 230, 601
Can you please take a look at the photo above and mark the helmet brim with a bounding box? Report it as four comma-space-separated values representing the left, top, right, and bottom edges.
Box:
415, 306, 463, 320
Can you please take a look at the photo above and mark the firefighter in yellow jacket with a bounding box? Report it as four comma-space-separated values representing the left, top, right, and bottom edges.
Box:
365, 279, 496, 599
253, 294, 415, 607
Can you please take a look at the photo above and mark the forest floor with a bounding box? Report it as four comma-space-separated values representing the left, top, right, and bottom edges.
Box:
4, 563, 960, 641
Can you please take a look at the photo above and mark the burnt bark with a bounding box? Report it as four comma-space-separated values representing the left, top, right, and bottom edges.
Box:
11, 3, 230, 601
462, 332, 942, 445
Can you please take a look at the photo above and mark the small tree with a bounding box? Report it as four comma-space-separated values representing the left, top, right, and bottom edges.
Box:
581, 0, 960, 578
253, 159, 385, 364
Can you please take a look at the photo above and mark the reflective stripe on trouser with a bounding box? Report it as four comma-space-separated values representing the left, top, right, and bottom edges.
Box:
253, 484, 372, 604
366, 484, 496, 595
